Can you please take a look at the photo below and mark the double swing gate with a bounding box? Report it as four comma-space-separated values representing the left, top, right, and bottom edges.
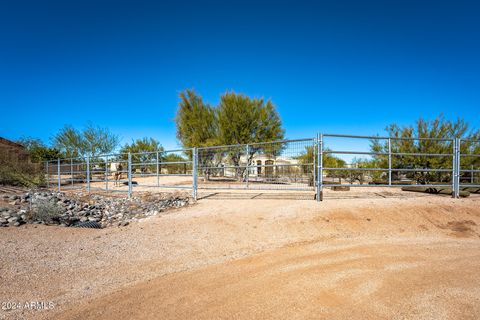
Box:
45, 134, 480, 201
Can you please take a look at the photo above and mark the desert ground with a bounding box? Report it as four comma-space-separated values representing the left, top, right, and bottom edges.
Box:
1, 187, 480, 319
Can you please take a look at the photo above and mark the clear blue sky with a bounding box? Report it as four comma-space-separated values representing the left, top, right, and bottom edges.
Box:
1, 0, 479, 151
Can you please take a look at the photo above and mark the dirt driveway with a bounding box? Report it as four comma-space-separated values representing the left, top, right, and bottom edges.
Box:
1, 189, 480, 319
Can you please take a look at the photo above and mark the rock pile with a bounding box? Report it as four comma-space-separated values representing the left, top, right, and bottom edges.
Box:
0, 191, 190, 228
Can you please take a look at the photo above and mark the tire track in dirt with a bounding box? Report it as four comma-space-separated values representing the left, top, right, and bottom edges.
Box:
56, 238, 480, 320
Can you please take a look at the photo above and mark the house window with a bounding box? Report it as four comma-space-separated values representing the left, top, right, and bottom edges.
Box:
265, 160, 274, 177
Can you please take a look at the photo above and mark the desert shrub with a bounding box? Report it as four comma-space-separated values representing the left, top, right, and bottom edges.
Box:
31, 199, 64, 222
0, 153, 45, 187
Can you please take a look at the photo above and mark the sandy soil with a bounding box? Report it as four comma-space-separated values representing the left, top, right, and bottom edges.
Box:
54, 175, 193, 193
1, 189, 480, 319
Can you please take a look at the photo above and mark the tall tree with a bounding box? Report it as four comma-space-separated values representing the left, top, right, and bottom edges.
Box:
52, 124, 119, 158
175, 90, 285, 180
217, 92, 285, 179
217, 92, 284, 145
175, 89, 218, 148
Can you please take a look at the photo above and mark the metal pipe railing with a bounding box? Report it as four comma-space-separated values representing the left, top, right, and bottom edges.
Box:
43, 134, 478, 201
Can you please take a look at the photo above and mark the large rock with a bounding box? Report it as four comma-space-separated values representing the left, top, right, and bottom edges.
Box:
7, 217, 19, 223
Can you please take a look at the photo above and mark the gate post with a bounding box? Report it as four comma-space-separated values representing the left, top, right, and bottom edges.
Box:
316, 133, 323, 202
128, 152, 132, 198
156, 151, 160, 187
192, 147, 198, 201
388, 138, 392, 186
46, 161, 49, 189
245, 144, 250, 189
105, 156, 109, 191
455, 138, 461, 198
86, 156, 90, 193
452, 138, 460, 199
472, 165, 474, 184
452, 139, 457, 198
313, 137, 316, 190
57, 158, 61, 192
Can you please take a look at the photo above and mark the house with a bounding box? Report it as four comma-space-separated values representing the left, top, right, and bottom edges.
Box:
213, 153, 303, 180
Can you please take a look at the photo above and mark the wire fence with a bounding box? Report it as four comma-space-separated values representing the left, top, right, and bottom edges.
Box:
196, 138, 315, 190
44, 134, 480, 201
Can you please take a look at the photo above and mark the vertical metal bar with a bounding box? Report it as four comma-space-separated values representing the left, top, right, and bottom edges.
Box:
316, 133, 323, 201
456, 138, 461, 198
192, 147, 198, 200
86, 156, 90, 193
57, 158, 61, 192
472, 165, 474, 184
388, 138, 392, 186
312, 138, 316, 190
452, 139, 457, 198
156, 151, 159, 187
105, 156, 109, 191
245, 144, 250, 189
46, 161, 49, 189
71, 158, 74, 187
128, 153, 132, 198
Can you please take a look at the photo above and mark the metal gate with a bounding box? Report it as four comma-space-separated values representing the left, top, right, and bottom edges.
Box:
196, 138, 315, 191
45, 134, 479, 201
315, 134, 475, 201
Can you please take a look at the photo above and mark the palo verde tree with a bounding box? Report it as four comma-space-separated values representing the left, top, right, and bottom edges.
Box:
175, 89, 218, 179
175, 89, 218, 148
175, 90, 285, 181
370, 115, 480, 184
217, 92, 284, 145
217, 92, 285, 180
52, 124, 120, 159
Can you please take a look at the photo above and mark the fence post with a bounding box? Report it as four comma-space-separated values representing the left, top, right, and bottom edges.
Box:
105, 156, 109, 191
86, 156, 90, 193
316, 133, 323, 201
156, 151, 160, 187
313, 137, 316, 190
46, 161, 49, 189
57, 158, 61, 192
192, 147, 198, 200
455, 138, 461, 198
452, 139, 457, 198
388, 138, 392, 186
128, 152, 132, 198
245, 144, 250, 189
71, 158, 74, 187
472, 165, 474, 184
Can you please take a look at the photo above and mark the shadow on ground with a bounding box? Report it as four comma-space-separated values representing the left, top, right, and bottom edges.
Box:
196, 191, 452, 200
